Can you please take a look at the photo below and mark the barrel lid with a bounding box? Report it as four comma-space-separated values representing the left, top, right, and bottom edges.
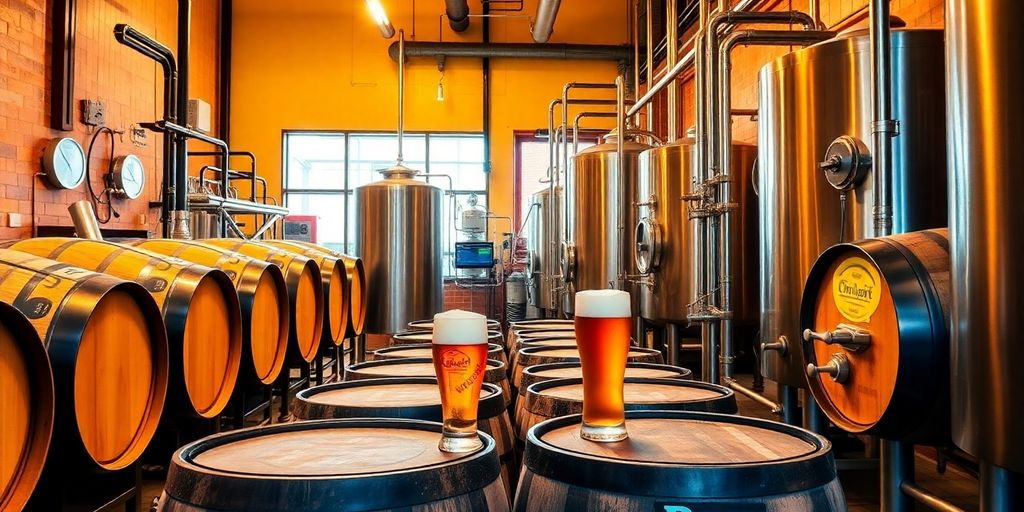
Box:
346, 357, 505, 382
393, 330, 502, 342
294, 378, 504, 420
517, 330, 576, 340
375, 343, 502, 359
519, 346, 659, 360
525, 378, 737, 417
527, 362, 691, 380
165, 419, 499, 511
524, 411, 835, 499
520, 338, 576, 348
510, 319, 573, 328
408, 319, 502, 331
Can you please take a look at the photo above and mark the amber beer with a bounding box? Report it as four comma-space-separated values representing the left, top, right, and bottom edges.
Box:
432, 309, 490, 452
575, 289, 632, 441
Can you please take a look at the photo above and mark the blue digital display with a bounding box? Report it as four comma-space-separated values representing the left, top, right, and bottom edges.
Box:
455, 242, 495, 269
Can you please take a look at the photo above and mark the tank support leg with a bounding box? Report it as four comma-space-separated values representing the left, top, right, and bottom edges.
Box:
666, 323, 680, 366
802, 389, 828, 434
780, 384, 801, 426
881, 439, 914, 512
981, 462, 1024, 511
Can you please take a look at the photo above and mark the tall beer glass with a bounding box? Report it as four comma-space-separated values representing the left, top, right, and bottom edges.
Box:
432, 309, 489, 452
575, 289, 631, 441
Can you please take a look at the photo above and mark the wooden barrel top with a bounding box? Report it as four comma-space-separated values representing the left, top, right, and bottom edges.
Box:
541, 381, 723, 403
349, 359, 503, 381
518, 330, 576, 339
194, 427, 466, 476
74, 289, 159, 468
542, 417, 815, 464
0, 319, 36, 508
306, 382, 498, 408
393, 331, 502, 343
327, 264, 345, 343
511, 321, 573, 330
293, 264, 321, 361
376, 343, 502, 360
522, 338, 577, 348
250, 271, 288, 383
409, 319, 501, 331
343, 257, 366, 337
522, 347, 654, 359
183, 276, 240, 417
533, 365, 681, 380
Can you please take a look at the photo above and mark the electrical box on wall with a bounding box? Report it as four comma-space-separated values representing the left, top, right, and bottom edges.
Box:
187, 98, 212, 133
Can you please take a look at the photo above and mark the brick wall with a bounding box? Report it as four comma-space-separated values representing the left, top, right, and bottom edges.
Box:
0, 0, 219, 240
443, 280, 506, 322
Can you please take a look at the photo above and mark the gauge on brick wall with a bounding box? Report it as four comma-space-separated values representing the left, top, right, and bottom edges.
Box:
41, 137, 86, 190
111, 154, 146, 199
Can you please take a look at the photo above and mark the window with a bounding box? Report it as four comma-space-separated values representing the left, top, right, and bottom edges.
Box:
513, 131, 599, 229
283, 132, 487, 276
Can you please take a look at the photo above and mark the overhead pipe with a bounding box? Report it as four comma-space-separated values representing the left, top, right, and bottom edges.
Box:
173, 0, 192, 239
389, 41, 630, 63
444, 0, 470, 32
561, 83, 617, 189
531, 0, 562, 43
572, 111, 616, 155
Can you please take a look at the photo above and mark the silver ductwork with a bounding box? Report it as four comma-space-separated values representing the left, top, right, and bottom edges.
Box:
444, 0, 470, 32
388, 41, 630, 63
531, 0, 562, 43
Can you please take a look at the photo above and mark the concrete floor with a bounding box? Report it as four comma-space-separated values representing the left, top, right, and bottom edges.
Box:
138, 372, 981, 511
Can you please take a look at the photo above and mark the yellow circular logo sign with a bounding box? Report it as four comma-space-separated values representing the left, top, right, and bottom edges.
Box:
831, 256, 881, 323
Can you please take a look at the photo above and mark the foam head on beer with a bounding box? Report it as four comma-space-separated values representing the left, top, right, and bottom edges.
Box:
575, 289, 631, 318
432, 309, 488, 345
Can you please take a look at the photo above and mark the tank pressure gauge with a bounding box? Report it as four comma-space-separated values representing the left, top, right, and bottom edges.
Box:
41, 137, 86, 190
111, 154, 146, 199
819, 136, 871, 191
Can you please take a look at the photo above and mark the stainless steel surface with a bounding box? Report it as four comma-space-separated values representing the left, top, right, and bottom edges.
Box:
526, 186, 561, 311
805, 353, 850, 384
68, 200, 103, 240
397, 30, 405, 164
900, 482, 967, 512
564, 128, 651, 314
355, 166, 444, 334
870, 0, 894, 237
980, 463, 1024, 510
531, 0, 561, 43
636, 139, 757, 325
947, 0, 1024, 474
758, 29, 947, 387
882, 440, 914, 512
169, 209, 192, 240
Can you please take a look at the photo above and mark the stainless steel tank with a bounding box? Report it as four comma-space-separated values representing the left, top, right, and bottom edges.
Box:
635, 139, 757, 325
947, 2, 1024, 474
355, 165, 444, 334
757, 29, 947, 387
526, 186, 561, 312
563, 134, 653, 315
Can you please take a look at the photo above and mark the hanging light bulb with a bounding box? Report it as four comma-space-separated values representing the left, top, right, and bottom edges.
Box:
436, 73, 445, 102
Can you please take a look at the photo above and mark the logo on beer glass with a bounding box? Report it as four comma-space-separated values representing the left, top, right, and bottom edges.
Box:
440, 349, 471, 370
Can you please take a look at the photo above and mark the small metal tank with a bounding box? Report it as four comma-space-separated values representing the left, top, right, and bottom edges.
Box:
563, 133, 653, 315
355, 164, 444, 334
526, 186, 561, 312
635, 138, 757, 325
757, 28, 947, 387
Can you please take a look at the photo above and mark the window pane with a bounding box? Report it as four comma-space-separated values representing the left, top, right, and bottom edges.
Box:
429, 135, 485, 190
284, 192, 346, 250
285, 134, 345, 190
349, 134, 427, 189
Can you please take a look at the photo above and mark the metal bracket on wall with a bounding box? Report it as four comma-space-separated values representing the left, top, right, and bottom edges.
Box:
50, 0, 76, 131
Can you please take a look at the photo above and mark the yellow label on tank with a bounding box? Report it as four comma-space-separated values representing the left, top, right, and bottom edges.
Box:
832, 256, 882, 323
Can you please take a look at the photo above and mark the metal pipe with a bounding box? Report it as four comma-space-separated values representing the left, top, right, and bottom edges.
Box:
445, 0, 470, 31
176, 0, 191, 215
870, 0, 895, 237
882, 440, 914, 512
531, 0, 561, 43
573, 111, 616, 155
900, 482, 966, 512
666, 0, 678, 141
397, 29, 405, 164
779, 384, 800, 425
802, 390, 827, 433
68, 200, 103, 240
644, 0, 653, 132
725, 378, 783, 415
615, 75, 625, 290
561, 82, 617, 187
981, 463, 1024, 510
390, 41, 630, 62
666, 323, 680, 366
694, 1, 711, 383
716, 29, 834, 381
809, 0, 822, 29
628, 47, 696, 119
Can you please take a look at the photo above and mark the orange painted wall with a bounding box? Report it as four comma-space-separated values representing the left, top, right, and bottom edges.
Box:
0, 0, 220, 239
229, 0, 627, 229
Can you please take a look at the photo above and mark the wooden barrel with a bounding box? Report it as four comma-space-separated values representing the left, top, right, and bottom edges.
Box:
409, 318, 502, 332
126, 239, 290, 385
515, 411, 845, 511
373, 343, 507, 366
391, 330, 503, 348
508, 324, 574, 352
511, 346, 663, 388
158, 419, 509, 511
203, 239, 324, 363
292, 378, 516, 498
514, 362, 692, 435
800, 228, 951, 444
517, 378, 737, 442
0, 249, 168, 470
0, 302, 54, 511
345, 357, 512, 408
263, 240, 349, 347
510, 335, 576, 363
282, 241, 367, 337
6, 238, 242, 417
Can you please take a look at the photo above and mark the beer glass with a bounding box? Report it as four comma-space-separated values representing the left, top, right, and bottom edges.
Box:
574, 289, 631, 442
432, 309, 489, 452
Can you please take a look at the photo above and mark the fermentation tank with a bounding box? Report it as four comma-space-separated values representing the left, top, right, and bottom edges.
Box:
526, 186, 561, 312
563, 133, 653, 314
635, 138, 757, 325
355, 165, 444, 334
757, 29, 947, 387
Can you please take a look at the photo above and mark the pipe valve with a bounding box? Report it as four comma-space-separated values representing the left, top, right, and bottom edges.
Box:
806, 353, 850, 383
760, 335, 789, 355
803, 324, 871, 352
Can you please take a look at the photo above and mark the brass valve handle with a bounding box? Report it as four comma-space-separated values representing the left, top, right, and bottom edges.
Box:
806, 353, 851, 384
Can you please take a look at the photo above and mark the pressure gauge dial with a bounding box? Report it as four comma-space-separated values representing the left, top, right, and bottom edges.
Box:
112, 154, 146, 199
42, 137, 86, 190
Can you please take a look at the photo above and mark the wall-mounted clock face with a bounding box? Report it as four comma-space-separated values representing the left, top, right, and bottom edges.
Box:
112, 154, 146, 199
42, 137, 86, 190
